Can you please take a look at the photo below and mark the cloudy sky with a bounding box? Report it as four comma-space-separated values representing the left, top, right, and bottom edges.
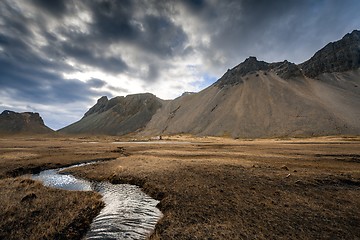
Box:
0, 0, 359, 130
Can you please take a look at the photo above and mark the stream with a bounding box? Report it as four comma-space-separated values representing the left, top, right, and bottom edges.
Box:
31, 163, 162, 240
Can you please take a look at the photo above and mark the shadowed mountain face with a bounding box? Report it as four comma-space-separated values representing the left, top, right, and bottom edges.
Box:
300, 30, 360, 78
0, 110, 54, 135
61, 30, 360, 138
59, 93, 163, 135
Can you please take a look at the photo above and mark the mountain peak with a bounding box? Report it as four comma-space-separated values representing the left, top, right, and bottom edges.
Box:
61, 93, 163, 135
1, 110, 40, 118
97, 96, 108, 103
244, 56, 258, 63
213, 57, 268, 87
233, 56, 269, 74
1, 110, 15, 115
214, 57, 303, 87
344, 30, 360, 40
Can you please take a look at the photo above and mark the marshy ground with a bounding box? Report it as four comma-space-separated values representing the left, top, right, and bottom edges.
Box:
0, 135, 360, 239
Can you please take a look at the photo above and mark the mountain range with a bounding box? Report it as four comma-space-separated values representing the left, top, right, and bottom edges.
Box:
3, 30, 360, 137
59, 30, 360, 138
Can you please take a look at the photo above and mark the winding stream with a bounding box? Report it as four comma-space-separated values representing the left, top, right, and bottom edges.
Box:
31, 163, 162, 240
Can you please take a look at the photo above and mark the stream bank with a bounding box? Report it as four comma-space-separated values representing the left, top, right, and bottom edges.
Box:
32, 163, 163, 239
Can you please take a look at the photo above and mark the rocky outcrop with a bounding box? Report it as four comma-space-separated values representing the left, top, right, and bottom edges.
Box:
215, 57, 302, 88
269, 60, 303, 79
300, 30, 360, 78
84, 96, 109, 117
59, 93, 163, 135
0, 110, 54, 134
231, 56, 269, 76
215, 57, 267, 87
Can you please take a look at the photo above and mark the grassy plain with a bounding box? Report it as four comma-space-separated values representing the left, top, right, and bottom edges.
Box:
0, 135, 360, 239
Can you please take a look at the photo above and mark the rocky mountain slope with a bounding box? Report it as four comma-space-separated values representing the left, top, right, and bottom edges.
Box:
60, 30, 360, 137
60, 93, 164, 135
0, 110, 54, 135
300, 30, 360, 77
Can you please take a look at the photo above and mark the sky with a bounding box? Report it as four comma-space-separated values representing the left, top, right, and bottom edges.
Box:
0, 0, 359, 130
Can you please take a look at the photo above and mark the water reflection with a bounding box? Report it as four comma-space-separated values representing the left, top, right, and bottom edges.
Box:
31, 165, 162, 240
32, 169, 92, 191
88, 182, 161, 239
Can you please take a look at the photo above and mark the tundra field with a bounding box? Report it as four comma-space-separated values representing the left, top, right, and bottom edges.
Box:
0, 135, 360, 239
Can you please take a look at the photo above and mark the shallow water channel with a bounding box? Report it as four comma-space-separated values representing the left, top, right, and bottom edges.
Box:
31, 162, 162, 240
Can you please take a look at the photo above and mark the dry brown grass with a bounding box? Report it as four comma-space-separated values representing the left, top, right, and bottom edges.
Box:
66, 135, 360, 239
0, 135, 122, 178
0, 135, 125, 240
1, 135, 360, 239
0, 177, 103, 240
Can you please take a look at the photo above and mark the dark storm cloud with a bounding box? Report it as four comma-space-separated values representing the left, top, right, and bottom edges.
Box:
0, 56, 109, 104
181, 0, 206, 11
108, 85, 129, 94
0, 1, 111, 106
0, 2, 33, 37
89, 0, 138, 41
31, 0, 68, 17
37, 0, 189, 79
60, 42, 128, 74
146, 64, 159, 82
0, 0, 188, 118
86, 78, 127, 96
191, 0, 360, 70
83, 0, 188, 57
139, 15, 188, 57
88, 78, 107, 88
180, 0, 216, 18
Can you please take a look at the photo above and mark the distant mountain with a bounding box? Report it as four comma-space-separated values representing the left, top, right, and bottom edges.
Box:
59, 93, 163, 135
0, 110, 54, 135
60, 30, 360, 138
